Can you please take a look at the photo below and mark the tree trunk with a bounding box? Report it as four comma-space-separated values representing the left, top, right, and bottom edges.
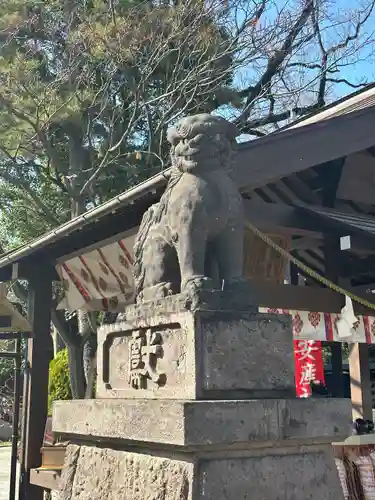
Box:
83, 333, 97, 399
67, 342, 85, 399
77, 310, 98, 399
67, 130, 98, 398
52, 327, 65, 356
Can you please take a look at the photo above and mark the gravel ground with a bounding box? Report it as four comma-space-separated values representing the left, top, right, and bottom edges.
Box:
0, 446, 19, 500
0, 446, 11, 500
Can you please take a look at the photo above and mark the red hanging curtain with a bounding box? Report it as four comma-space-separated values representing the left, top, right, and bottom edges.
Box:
294, 339, 325, 398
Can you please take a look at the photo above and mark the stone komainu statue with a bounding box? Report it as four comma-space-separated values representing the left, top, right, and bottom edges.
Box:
133, 114, 245, 303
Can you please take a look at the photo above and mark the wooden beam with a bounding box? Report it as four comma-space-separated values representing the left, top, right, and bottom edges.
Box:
298, 204, 375, 249
0, 268, 12, 281
20, 267, 54, 500
291, 238, 321, 251
0, 262, 39, 282
0, 260, 60, 282
297, 249, 325, 273
236, 105, 375, 190
243, 200, 323, 238
252, 281, 375, 315
352, 284, 375, 293
268, 181, 300, 204
283, 174, 321, 204
341, 255, 375, 277
321, 158, 345, 204
244, 199, 375, 253
337, 151, 375, 206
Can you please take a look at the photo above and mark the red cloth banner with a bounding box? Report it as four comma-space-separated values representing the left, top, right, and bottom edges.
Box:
294, 340, 325, 398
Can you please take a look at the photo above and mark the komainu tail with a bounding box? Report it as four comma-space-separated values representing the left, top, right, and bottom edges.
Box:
133, 203, 159, 298
132, 167, 183, 300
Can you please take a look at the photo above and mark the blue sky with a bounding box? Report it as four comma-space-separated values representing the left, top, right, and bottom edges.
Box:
222, 0, 375, 136
310, 0, 375, 100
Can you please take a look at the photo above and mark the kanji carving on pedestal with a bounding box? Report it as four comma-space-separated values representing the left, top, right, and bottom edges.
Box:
128, 329, 164, 389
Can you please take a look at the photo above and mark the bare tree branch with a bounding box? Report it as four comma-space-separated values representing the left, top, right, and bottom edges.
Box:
326, 78, 368, 89
236, 0, 314, 124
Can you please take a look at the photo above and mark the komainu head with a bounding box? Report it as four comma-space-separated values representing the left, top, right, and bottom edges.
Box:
167, 114, 240, 173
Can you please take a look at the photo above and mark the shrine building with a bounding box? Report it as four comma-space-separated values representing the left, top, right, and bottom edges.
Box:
1, 83, 375, 497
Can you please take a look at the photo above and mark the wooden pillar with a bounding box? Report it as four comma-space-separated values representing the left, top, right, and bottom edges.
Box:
333, 255, 372, 418
340, 267, 372, 420
349, 343, 373, 420
321, 159, 346, 398
324, 234, 372, 414
290, 263, 298, 286
330, 344, 343, 397
20, 266, 53, 500
323, 235, 344, 397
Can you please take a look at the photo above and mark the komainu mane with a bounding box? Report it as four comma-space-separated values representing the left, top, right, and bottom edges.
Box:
133, 113, 245, 303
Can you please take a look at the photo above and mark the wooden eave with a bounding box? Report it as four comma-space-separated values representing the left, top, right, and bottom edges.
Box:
236, 104, 375, 191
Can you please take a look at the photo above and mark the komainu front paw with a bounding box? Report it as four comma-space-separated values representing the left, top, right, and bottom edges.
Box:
181, 276, 214, 295
137, 282, 175, 303
181, 276, 214, 310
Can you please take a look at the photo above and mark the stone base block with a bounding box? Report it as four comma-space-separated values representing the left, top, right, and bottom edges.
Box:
54, 398, 350, 499
97, 300, 295, 399
53, 398, 351, 446
58, 443, 344, 500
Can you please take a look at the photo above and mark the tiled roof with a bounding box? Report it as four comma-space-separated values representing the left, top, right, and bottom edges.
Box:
288, 83, 375, 129
298, 204, 375, 241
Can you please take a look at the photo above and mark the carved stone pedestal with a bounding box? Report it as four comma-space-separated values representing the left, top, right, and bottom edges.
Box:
97, 302, 295, 400
53, 296, 351, 500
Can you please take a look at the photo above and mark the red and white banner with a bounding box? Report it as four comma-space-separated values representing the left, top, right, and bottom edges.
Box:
294, 339, 325, 398
56, 234, 137, 311
55, 237, 375, 345
260, 307, 375, 344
